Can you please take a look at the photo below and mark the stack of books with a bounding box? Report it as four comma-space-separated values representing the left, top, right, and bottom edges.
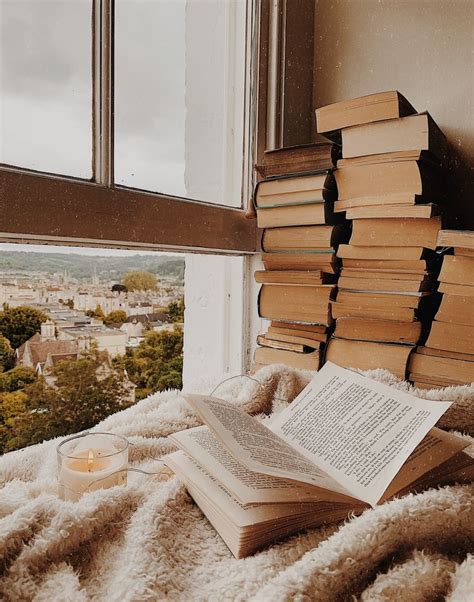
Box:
409, 230, 474, 388
252, 143, 347, 371
316, 92, 446, 379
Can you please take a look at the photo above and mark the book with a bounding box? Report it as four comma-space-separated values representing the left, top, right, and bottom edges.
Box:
437, 229, 474, 250
341, 113, 447, 160
436, 294, 474, 326
337, 245, 434, 261
334, 193, 434, 211
271, 321, 327, 334
341, 258, 435, 273
261, 224, 350, 252
262, 252, 338, 272
336, 289, 431, 310
316, 91, 416, 135
454, 248, 474, 258
255, 173, 336, 207
416, 345, 474, 363
265, 327, 328, 346
255, 143, 340, 179
337, 149, 441, 170
333, 317, 422, 345
165, 364, 471, 558
341, 269, 430, 282
409, 352, 474, 385
438, 282, 474, 296
256, 335, 317, 354
254, 270, 336, 286
350, 217, 442, 250
337, 275, 435, 294
258, 284, 334, 325
253, 346, 320, 370
331, 302, 417, 322
344, 204, 439, 220
325, 338, 414, 378
334, 160, 441, 202
426, 321, 474, 355
438, 255, 474, 287
257, 203, 341, 229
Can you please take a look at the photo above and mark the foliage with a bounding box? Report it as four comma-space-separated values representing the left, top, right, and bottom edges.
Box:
167, 299, 185, 323
104, 310, 127, 327
114, 326, 183, 398
85, 304, 105, 320
0, 306, 48, 349
0, 366, 36, 392
122, 271, 157, 292
0, 335, 15, 371
0, 349, 132, 453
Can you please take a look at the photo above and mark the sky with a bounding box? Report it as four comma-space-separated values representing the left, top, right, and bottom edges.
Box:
0, 0, 187, 194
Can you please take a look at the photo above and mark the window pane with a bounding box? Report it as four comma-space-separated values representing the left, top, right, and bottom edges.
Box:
0, 0, 92, 178
115, 0, 247, 207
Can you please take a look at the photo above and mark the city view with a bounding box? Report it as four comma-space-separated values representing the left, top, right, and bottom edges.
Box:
0, 245, 185, 453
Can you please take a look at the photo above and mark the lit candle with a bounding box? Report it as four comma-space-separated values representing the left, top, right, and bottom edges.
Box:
57, 433, 128, 501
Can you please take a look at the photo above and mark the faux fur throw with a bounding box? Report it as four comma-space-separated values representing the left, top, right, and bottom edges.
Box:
0, 365, 473, 601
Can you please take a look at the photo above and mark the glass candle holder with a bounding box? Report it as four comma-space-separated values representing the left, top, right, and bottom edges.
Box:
57, 432, 129, 501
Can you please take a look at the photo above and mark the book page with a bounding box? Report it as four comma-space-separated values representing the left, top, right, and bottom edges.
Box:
380, 427, 470, 500
170, 426, 353, 505
270, 362, 452, 506
184, 394, 352, 497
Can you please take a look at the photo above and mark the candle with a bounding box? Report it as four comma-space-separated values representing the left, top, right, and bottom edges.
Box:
57, 433, 129, 501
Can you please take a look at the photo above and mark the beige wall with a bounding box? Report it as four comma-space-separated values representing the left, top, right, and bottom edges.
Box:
313, 0, 474, 227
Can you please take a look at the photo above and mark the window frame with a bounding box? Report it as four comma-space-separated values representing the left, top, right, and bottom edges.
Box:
0, 0, 316, 254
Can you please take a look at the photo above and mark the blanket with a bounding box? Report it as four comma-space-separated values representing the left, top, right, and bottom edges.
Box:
0, 365, 473, 601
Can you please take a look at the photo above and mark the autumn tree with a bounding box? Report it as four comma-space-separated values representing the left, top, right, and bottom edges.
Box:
0, 306, 48, 348
0, 366, 36, 392
85, 304, 105, 320
122, 271, 157, 291
167, 299, 184, 323
0, 335, 15, 371
104, 310, 127, 326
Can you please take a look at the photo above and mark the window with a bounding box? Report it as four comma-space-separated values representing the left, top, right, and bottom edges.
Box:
0, 0, 93, 178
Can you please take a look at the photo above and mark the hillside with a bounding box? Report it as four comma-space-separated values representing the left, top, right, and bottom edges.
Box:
0, 251, 185, 283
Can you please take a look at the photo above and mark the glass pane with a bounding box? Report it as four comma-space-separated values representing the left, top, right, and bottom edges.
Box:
0, 0, 92, 178
115, 0, 247, 207
0, 242, 184, 452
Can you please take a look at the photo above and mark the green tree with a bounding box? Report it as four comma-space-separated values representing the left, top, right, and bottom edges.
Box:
114, 325, 183, 399
0, 349, 132, 453
167, 299, 184, 323
0, 306, 48, 349
0, 366, 36, 392
122, 271, 157, 291
0, 335, 15, 371
104, 310, 127, 326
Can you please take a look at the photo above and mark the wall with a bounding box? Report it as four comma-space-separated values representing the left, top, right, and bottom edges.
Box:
313, 0, 474, 227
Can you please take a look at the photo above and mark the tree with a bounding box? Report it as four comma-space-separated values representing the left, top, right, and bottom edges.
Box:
86, 304, 105, 320
122, 271, 157, 292
0, 306, 48, 348
0, 366, 36, 392
113, 325, 183, 399
0, 335, 15, 371
0, 349, 132, 453
167, 299, 184, 323
104, 310, 127, 326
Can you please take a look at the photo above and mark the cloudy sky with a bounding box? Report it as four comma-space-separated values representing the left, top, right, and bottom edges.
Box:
0, 0, 187, 194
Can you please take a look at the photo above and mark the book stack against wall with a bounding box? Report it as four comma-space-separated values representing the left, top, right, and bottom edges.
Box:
315, 91, 447, 379
408, 230, 474, 388
252, 142, 348, 371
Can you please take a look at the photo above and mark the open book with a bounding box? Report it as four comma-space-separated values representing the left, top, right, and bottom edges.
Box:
164, 363, 474, 558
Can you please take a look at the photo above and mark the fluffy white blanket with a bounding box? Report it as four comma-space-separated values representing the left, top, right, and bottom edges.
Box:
0, 365, 473, 601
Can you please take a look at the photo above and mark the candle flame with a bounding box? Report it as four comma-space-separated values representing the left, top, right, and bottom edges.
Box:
87, 449, 94, 472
